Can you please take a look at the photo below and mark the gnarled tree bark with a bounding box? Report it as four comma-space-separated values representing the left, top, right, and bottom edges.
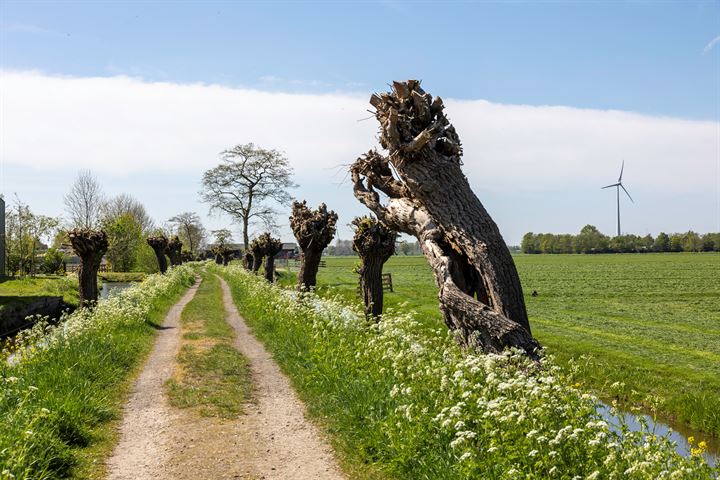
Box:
290, 201, 338, 290
147, 235, 169, 274
68, 229, 109, 308
350, 80, 540, 358
166, 235, 183, 266
351, 216, 396, 319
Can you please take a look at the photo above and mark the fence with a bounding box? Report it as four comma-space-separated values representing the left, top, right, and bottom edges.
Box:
356, 273, 394, 296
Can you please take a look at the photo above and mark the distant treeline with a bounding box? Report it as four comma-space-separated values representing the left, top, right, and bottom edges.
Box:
521, 225, 720, 254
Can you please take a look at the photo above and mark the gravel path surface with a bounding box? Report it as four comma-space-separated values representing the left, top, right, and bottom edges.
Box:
105, 275, 344, 480
106, 278, 201, 480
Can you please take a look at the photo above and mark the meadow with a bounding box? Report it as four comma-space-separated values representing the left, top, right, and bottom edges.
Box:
221, 262, 718, 479
279, 253, 720, 438
0, 276, 79, 311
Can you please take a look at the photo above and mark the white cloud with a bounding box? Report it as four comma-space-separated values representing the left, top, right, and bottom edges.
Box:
703, 35, 720, 54
0, 71, 717, 241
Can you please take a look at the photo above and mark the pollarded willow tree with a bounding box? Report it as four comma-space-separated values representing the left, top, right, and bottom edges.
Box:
350, 80, 540, 357
243, 252, 254, 270
166, 236, 183, 267
68, 229, 108, 308
147, 235, 169, 274
249, 238, 264, 273
256, 232, 283, 283
290, 201, 338, 290
351, 216, 396, 319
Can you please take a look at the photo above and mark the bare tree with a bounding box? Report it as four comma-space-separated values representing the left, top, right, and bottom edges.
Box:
352, 216, 396, 319
350, 80, 540, 357
290, 201, 338, 290
168, 212, 205, 258
200, 143, 296, 251
100, 193, 153, 233
64, 170, 104, 229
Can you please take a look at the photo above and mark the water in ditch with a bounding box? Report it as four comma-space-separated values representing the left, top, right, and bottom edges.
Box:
597, 402, 718, 467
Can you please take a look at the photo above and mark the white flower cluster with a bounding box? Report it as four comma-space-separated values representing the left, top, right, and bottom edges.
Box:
218, 264, 718, 479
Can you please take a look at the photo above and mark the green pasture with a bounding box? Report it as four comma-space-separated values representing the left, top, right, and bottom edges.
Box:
0, 276, 79, 311
280, 253, 720, 436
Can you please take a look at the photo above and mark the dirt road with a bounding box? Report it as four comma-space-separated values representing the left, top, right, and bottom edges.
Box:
105, 276, 344, 479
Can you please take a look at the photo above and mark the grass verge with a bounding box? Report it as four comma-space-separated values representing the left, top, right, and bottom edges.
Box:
278, 254, 720, 438
217, 263, 718, 479
0, 266, 195, 479
166, 272, 252, 418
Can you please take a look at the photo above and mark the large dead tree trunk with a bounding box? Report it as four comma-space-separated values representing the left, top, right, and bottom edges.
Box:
352, 217, 396, 319
147, 235, 169, 274
257, 233, 283, 283
68, 229, 108, 308
350, 80, 540, 358
166, 236, 183, 266
290, 201, 338, 290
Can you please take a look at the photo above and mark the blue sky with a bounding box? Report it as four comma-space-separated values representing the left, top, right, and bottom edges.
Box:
1, 1, 719, 244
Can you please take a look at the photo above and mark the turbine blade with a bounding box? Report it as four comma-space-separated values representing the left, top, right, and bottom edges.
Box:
621, 184, 634, 203
618, 160, 625, 182
602, 183, 619, 189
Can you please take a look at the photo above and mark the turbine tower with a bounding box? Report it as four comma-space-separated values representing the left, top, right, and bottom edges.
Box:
602, 160, 634, 236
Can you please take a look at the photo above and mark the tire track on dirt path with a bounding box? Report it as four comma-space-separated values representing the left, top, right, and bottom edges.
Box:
217, 275, 345, 480
106, 277, 201, 480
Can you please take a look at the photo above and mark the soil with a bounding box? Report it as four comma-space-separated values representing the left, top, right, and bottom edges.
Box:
105, 276, 344, 480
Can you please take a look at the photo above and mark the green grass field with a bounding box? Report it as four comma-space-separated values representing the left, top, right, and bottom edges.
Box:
0, 276, 79, 310
280, 253, 720, 437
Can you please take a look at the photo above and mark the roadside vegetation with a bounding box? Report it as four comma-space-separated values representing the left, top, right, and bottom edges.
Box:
278, 253, 720, 439
219, 263, 717, 479
0, 266, 195, 479
166, 272, 252, 418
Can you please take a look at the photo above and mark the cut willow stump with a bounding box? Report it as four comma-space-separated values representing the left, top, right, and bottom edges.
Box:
147, 235, 169, 274
350, 80, 540, 357
243, 252, 254, 270
249, 239, 264, 273
68, 229, 109, 308
290, 201, 338, 291
256, 233, 283, 283
166, 236, 183, 266
352, 216, 396, 319
212, 243, 229, 265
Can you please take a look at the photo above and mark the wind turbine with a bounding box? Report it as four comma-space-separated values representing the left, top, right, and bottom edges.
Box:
602, 160, 634, 236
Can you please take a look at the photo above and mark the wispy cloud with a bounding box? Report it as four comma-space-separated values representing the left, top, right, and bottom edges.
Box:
0, 21, 54, 35
703, 35, 720, 54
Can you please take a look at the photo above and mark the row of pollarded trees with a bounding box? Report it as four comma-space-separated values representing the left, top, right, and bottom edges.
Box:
67, 229, 187, 308
202, 81, 541, 358
223, 198, 394, 323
